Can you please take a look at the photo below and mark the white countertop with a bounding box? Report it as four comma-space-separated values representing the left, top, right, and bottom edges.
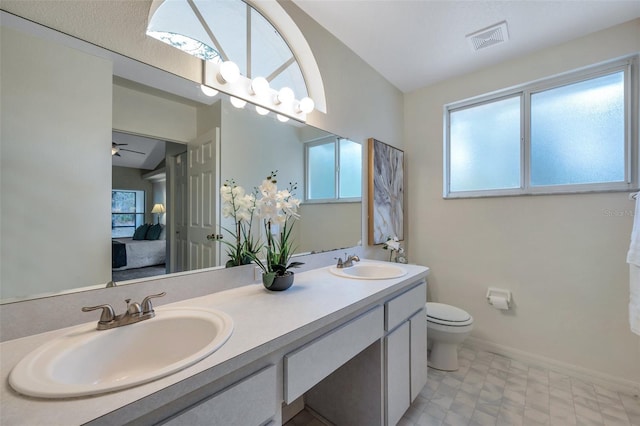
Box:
0, 261, 429, 425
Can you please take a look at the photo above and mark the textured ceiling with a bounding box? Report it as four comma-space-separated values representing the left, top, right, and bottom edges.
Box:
293, 0, 640, 93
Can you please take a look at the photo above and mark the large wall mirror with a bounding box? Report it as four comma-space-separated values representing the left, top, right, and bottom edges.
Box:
0, 12, 362, 303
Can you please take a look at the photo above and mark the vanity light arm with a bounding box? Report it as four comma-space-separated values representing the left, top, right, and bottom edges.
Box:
81, 304, 115, 323
141, 292, 167, 314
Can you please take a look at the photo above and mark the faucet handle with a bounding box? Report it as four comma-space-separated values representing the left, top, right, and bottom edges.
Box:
141, 292, 166, 314
82, 304, 115, 323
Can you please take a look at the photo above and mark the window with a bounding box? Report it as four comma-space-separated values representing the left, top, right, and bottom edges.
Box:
306, 138, 362, 201
112, 190, 145, 238
444, 57, 637, 198
147, 0, 308, 99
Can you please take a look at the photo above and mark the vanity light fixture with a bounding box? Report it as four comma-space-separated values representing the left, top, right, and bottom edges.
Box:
200, 84, 218, 97
296, 97, 315, 114
276, 114, 289, 123
255, 106, 270, 116
274, 87, 295, 105
230, 96, 247, 108
202, 61, 315, 122
218, 61, 241, 84
250, 77, 270, 96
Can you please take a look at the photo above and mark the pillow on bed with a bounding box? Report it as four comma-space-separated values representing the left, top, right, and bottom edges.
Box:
132, 224, 150, 240
146, 223, 163, 240
158, 225, 166, 240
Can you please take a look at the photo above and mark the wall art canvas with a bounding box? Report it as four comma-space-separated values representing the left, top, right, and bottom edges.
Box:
368, 138, 404, 245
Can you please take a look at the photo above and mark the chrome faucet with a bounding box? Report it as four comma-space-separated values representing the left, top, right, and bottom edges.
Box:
82, 292, 166, 330
336, 254, 360, 268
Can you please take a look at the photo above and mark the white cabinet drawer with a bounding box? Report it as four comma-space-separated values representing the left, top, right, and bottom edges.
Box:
284, 306, 384, 403
165, 365, 277, 426
385, 281, 426, 331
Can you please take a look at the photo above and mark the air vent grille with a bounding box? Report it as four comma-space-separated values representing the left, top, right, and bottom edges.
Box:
467, 21, 509, 51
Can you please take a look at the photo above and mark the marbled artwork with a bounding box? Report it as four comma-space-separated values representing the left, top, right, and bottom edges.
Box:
368, 138, 404, 245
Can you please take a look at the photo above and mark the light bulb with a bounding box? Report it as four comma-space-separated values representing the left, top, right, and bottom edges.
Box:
230, 96, 246, 108
276, 114, 289, 123
250, 77, 270, 96
218, 61, 240, 84
275, 87, 295, 105
297, 97, 315, 114
256, 106, 270, 115
200, 84, 218, 97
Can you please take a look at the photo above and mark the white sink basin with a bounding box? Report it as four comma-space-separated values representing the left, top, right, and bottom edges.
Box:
9, 307, 233, 399
329, 262, 407, 280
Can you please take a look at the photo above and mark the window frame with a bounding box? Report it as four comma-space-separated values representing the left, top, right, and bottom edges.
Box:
111, 189, 146, 238
443, 56, 638, 199
304, 137, 362, 204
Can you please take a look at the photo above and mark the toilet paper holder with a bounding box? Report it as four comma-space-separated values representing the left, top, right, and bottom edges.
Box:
486, 287, 512, 309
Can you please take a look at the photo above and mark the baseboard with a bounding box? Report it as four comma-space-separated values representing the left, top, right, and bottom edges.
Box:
465, 337, 640, 396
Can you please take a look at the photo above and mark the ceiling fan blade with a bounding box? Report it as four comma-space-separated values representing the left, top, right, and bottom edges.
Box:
114, 152, 121, 157
112, 142, 128, 147
120, 148, 145, 155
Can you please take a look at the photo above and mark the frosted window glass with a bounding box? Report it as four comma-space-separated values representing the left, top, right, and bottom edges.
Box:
308, 143, 335, 199
339, 139, 362, 198
450, 96, 521, 192
531, 72, 625, 186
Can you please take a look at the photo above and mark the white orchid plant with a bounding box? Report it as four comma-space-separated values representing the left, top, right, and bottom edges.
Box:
249, 171, 304, 287
382, 236, 406, 263
220, 179, 261, 267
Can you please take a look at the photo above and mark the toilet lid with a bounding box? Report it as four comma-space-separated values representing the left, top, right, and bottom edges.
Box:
426, 302, 473, 325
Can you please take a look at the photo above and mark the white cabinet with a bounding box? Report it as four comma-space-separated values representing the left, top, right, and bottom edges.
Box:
410, 307, 428, 401
385, 321, 411, 426
384, 281, 427, 425
164, 365, 277, 426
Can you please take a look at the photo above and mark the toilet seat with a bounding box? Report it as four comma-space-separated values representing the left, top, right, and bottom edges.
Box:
427, 302, 473, 327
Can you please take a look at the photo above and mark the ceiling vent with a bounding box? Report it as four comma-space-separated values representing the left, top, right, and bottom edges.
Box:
466, 21, 509, 51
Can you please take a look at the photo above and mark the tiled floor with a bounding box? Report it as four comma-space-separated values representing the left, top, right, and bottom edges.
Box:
286, 344, 640, 426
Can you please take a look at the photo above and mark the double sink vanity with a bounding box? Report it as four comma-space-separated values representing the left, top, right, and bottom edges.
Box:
1, 260, 429, 425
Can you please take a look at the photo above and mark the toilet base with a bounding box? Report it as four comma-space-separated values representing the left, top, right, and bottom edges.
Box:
428, 341, 461, 371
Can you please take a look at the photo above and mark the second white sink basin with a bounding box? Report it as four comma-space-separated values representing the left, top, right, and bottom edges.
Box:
329, 261, 407, 280
9, 307, 233, 399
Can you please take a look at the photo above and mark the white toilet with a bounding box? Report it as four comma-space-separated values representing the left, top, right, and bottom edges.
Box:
426, 302, 474, 371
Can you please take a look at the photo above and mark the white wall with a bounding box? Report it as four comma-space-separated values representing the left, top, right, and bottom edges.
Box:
113, 83, 197, 143
0, 26, 113, 300
405, 19, 640, 387
298, 203, 362, 253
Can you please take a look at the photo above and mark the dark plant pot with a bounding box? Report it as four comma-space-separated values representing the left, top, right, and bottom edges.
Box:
263, 272, 294, 291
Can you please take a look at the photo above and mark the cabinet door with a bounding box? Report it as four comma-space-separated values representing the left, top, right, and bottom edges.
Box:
410, 307, 428, 401
385, 321, 410, 426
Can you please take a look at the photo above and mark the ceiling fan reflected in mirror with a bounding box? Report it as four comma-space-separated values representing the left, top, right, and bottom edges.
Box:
112, 142, 145, 157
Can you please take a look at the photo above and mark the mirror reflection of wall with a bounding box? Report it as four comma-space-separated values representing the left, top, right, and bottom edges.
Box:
0, 18, 362, 303
1, 24, 113, 301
